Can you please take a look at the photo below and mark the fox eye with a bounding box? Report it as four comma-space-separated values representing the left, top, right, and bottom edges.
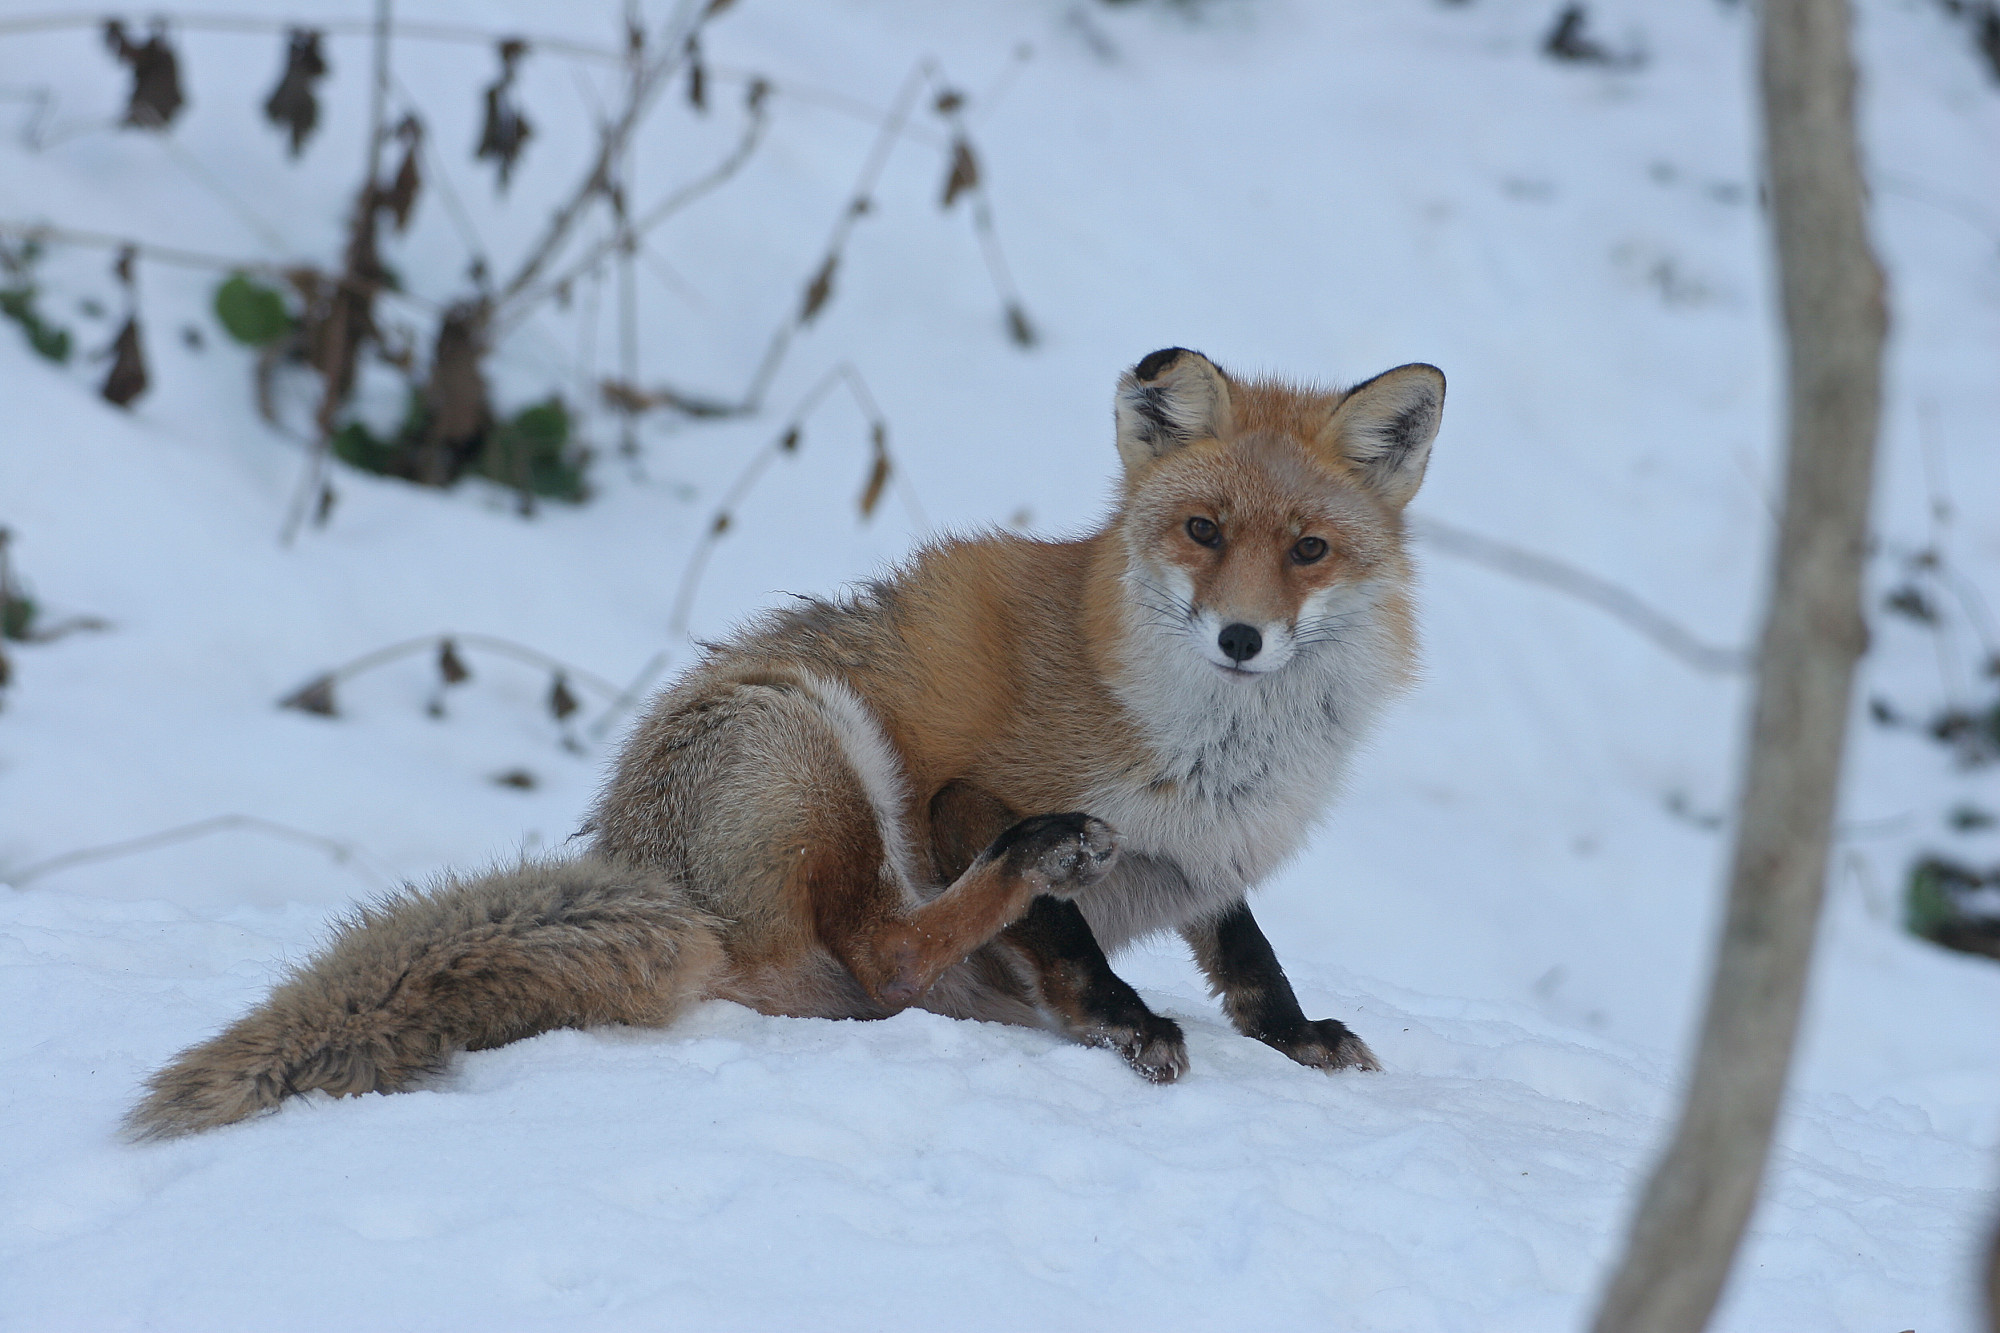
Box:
1291, 536, 1329, 564
1186, 517, 1221, 548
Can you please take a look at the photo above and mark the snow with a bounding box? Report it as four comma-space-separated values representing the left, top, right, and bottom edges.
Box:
2, 0, 1997, 1329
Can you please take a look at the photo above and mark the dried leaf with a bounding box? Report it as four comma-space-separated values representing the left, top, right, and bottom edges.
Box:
100, 316, 148, 408
800, 253, 838, 324
437, 638, 471, 685
263, 28, 329, 158
476, 40, 534, 192
941, 138, 979, 210
685, 37, 708, 112
104, 20, 186, 130
416, 299, 492, 485
858, 451, 890, 520
1005, 302, 1038, 348
547, 672, 579, 722
600, 379, 651, 414
381, 117, 424, 232
281, 673, 339, 717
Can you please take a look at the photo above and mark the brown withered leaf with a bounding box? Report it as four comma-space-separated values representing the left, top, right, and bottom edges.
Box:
381, 117, 424, 232
281, 674, 339, 717
1005, 302, 1037, 348
437, 638, 471, 685
858, 451, 890, 521
476, 40, 534, 192
415, 299, 492, 486
941, 138, 979, 210
100, 316, 148, 408
800, 253, 838, 324
685, 37, 707, 112
263, 29, 329, 158
547, 672, 579, 722
104, 20, 186, 130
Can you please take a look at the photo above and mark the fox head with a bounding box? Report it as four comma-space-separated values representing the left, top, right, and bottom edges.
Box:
1109, 347, 1442, 679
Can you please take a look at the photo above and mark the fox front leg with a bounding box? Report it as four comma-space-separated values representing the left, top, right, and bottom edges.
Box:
1180, 901, 1381, 1072
1001, 897, 1190, 1084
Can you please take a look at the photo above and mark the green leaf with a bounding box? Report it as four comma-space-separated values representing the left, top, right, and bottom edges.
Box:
213, 272, 293, 346
0, 286, 73, 363
477, 397, 589, 502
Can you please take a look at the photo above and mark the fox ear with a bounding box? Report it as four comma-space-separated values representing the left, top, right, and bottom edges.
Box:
1114, 347, 1234, 473
1322, 363, 1444, 509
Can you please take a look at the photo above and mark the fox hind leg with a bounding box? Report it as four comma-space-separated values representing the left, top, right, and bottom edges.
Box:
927, 780, 1188, 1082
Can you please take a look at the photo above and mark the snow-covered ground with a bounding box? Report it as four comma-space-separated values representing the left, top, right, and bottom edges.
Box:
2, 0, 1997, 1328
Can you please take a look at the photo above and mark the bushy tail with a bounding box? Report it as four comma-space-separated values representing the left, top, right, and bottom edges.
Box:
125, 855, 726, 1140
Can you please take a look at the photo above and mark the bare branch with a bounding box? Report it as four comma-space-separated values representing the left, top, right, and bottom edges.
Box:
1591, 0, 1886, 1327
279, 630, 625, 715
497, 78, 771, 333
0, 11, 627, 65
1, 814, 397, 892
1407, 514, 1751, 675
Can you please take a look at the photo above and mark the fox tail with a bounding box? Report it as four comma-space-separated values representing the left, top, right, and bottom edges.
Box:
124, 855, 725, 1140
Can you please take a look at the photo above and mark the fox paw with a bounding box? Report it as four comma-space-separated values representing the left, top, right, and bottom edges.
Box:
989, 812, 1120, 897
1264, 1018, 1382, 1073
1098, 1013, 1189, 1084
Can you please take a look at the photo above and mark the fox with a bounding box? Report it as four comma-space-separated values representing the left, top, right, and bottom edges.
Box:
125, 347, 1445, 1139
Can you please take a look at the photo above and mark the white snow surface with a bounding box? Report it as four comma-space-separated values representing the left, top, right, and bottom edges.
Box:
2, 0, 1998, 1329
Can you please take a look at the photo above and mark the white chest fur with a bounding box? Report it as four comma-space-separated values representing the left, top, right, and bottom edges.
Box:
1075, 592, 1407, 950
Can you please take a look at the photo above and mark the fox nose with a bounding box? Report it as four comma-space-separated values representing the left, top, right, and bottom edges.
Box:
1217, 623, 1263, 663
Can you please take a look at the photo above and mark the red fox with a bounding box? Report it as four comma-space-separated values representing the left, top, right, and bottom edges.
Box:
126, 347, 1444, 1138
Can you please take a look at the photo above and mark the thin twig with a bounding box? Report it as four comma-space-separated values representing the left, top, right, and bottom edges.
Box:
598, 61, 928, 423
498, 80, 772, 334
663, 361, 910, 640
284, 630, 624, 704
0, 220, 260, 273
492, 0, 707, 311
1408, 513, 1751, 674
278, 0, 394, 548
924, 60, 1037, 346
0, 11, 627, 64
1, 814, 398, 892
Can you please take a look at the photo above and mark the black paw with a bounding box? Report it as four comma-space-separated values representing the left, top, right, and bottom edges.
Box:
1264, 1018, 1382, 1073
988, 812, 1120, 897
1096, 1013, 1188, 1084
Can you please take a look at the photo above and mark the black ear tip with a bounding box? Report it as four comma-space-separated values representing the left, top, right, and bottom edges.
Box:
1133, 347, 1195, 382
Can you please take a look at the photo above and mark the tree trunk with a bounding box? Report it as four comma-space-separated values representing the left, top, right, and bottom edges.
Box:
1589, 1, 1886, 1330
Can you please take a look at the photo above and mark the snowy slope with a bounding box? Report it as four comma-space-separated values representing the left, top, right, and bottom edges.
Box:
2, 1, 1997, 1329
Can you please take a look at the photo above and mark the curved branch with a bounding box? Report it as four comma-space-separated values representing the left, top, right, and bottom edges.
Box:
1, 815, 397, 892
1408, 513, 1751, 675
